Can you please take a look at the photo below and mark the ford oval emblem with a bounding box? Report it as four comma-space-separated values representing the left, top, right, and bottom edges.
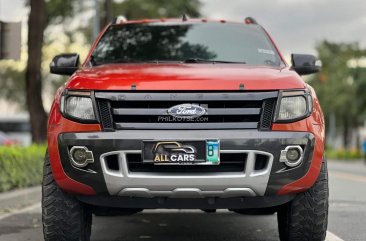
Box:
167, 104, 207, 118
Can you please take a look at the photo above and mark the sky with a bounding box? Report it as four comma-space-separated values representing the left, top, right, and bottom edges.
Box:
1, 0, 366, 57
201, 0, 366, 56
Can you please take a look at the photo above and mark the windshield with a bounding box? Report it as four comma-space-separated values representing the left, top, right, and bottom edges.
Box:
91, 22, 284, 67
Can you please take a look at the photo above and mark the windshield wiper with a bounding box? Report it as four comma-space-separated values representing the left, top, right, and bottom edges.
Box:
183, 58, 246, 64
90, 57, 246, 66
90, 58, 181, 66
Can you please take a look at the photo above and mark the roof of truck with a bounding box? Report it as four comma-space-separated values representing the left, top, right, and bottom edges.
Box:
112, 16, 259, 26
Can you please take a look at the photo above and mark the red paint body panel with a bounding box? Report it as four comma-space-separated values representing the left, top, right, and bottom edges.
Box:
67, 64, 305, 91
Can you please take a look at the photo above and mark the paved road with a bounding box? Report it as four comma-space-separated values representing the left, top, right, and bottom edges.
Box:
0, 160, 365, 241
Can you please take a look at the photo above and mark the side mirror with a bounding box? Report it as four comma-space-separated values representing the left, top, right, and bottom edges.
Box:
50, 53, 80, 75
291, 54, 321, 75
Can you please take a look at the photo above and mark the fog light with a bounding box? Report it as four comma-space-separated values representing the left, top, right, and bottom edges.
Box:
280, 146, 303, 168
69, 146, 94, 168
286, 148, 300, 162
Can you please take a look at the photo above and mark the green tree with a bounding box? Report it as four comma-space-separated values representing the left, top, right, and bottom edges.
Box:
111, 0, 201, 20
309, 41, 366, 149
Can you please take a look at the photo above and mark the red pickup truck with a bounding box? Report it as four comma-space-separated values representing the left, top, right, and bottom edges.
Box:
43, 17, 327, 241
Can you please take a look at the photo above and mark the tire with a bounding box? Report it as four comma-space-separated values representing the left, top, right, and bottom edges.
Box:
277, 157, 329, 241
42, 152, 92, 241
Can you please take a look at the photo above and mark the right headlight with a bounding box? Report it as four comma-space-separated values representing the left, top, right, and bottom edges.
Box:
275, 90, 313, 122
60, 91, 97, 122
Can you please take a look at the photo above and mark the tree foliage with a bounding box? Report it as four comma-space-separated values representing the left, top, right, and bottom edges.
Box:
45, 0, 75, 25
0, 61, 26, 108
111, 0, 201, 20
308, 41, 366, 148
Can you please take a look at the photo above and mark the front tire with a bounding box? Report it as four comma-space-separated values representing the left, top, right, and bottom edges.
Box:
42, 152, 92, 241
277, 158, 329, 241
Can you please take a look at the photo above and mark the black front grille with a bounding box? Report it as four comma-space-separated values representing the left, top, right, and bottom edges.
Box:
95, 92, 278, 130
126, 153, 247, 173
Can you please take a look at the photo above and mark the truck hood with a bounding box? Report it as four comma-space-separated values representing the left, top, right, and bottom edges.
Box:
66, 64, 306, 91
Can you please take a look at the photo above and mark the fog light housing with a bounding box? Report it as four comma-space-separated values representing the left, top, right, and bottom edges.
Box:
280, 146, 303, 168
69, 146, 94, 168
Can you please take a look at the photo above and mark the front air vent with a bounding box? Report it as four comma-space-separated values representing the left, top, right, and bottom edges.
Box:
126, 152, 247, 173
259, 98, 276, 130
98, 99, 113, 130
105, 154, 120, 171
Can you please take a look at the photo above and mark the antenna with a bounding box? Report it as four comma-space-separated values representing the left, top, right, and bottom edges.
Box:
113, 15, 127, 24
244, 17, 258, 24
182, 14, 189, 21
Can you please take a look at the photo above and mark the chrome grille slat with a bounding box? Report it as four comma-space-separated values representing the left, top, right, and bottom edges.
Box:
113, 107, 261, 116
95, 92, 278, 130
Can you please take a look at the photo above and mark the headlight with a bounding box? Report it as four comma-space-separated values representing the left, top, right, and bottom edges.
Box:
275, 91, 312, 122
60, 91, 96, 121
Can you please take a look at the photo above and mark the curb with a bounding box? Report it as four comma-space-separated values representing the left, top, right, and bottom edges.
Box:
0, 186, 41, 214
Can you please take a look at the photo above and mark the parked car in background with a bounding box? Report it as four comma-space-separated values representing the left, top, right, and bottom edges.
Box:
0, 114, 31, 146
0, 131, 19, 146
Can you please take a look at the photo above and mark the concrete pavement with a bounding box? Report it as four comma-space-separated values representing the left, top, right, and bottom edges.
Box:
0, 160, 365, 241
0, 186, 41, 217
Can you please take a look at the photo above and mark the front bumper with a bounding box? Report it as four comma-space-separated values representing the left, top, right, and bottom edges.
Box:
57, 130, 315, 198
77, 194, 295, 209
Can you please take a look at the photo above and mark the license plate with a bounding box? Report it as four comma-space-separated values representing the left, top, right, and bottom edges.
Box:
142, 140, 220, 165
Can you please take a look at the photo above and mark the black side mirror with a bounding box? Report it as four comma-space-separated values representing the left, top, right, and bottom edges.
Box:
50, 53, 80, 75
291, 54, 321, 75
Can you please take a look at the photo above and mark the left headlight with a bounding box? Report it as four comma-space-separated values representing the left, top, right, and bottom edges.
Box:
275, 90, 313, 122
60, 91, 96, 122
